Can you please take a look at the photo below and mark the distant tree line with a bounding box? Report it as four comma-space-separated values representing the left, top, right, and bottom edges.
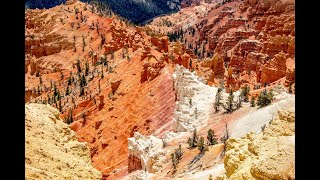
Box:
81, 0, 180, 25
25, 0, 66, 9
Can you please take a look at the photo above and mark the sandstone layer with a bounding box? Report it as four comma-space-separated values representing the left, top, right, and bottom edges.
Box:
218, 109, 295, 179
25, 103, 101, 179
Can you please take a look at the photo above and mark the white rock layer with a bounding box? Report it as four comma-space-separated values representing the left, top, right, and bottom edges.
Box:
172, 65, 218, 132
128, 132, 166, 173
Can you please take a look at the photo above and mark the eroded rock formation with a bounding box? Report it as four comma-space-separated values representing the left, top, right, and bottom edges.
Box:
173, 65, 217, 132
128, 132, 166, 173
25, 103, 101, 179
218, 109, 295, 179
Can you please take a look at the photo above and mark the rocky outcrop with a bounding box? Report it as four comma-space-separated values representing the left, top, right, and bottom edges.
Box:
150, 36, 169, 53
244, 52, 268, 72
128, 132, 166, 173
260, 51, 287, 84
141, 56, 165, 83
25, 89, 41, 103
229, 39, 263, 73
25, 34, 73, 58
25, 103, 101, 179
218, 109, 295, 180
285, 58, 295, 86
128, 154, 143, 173
174, 53, 191, 69
262, 35, 294, 58
201, 53, 225, 79
149, 0, 295, 90
172, 65, 217, 132
263, 109, 294, 137
25, 57, 40, 76
111, 80, 122, 94
98, 95, 105, 110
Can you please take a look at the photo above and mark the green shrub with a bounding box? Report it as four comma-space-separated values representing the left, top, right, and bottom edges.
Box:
257, 89, 274, 107
223, 90, 235, 113
207, 129, 218, 146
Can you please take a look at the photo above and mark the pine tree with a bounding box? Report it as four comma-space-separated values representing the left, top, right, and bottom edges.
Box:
288, 84, 293, 94
257, 89, 274, 107
85, 61, 89, 76
223, 90, 235, 113
47, 94, 51, 104
176, 144, 183, 160
187, 137, 193, 148
37, 85, 41, 94
91, 4, 94, 13
39, 75, 42, 85
82, 35, 85, 48
65, 85, 70, 96
195, 107, 198, 119
250, 96, 256, 107
240, 85, 250, 102
76, 58, 81, 73
53, 82, 58, 96
80, 74, 87, 87
65, 109, 73, 124
82, 112, 87, 125
60, 71, 64, 80
52, 93, 56, 104
236, 95, 242, 109
101, 66, 104, 79
197, 137, 205, 154
188, 129, 198, 148
98, 79, 101, 93
192, 129, 198, 147
207, 129, 218, 146
171, 152, 178, 172
56, 90, 61, 101
73, 35, 76, 52
220, 123, 229, 153
58, 100, 62, 112
80, 86, 84, 96
68, 77, 72, 86
214, 88, 223, 113
209, 174, 213, 180
100, 34, 105, 47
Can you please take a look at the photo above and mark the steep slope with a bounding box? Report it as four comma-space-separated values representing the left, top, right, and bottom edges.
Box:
25, 103, 101, 179
25, 1, 194, 179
